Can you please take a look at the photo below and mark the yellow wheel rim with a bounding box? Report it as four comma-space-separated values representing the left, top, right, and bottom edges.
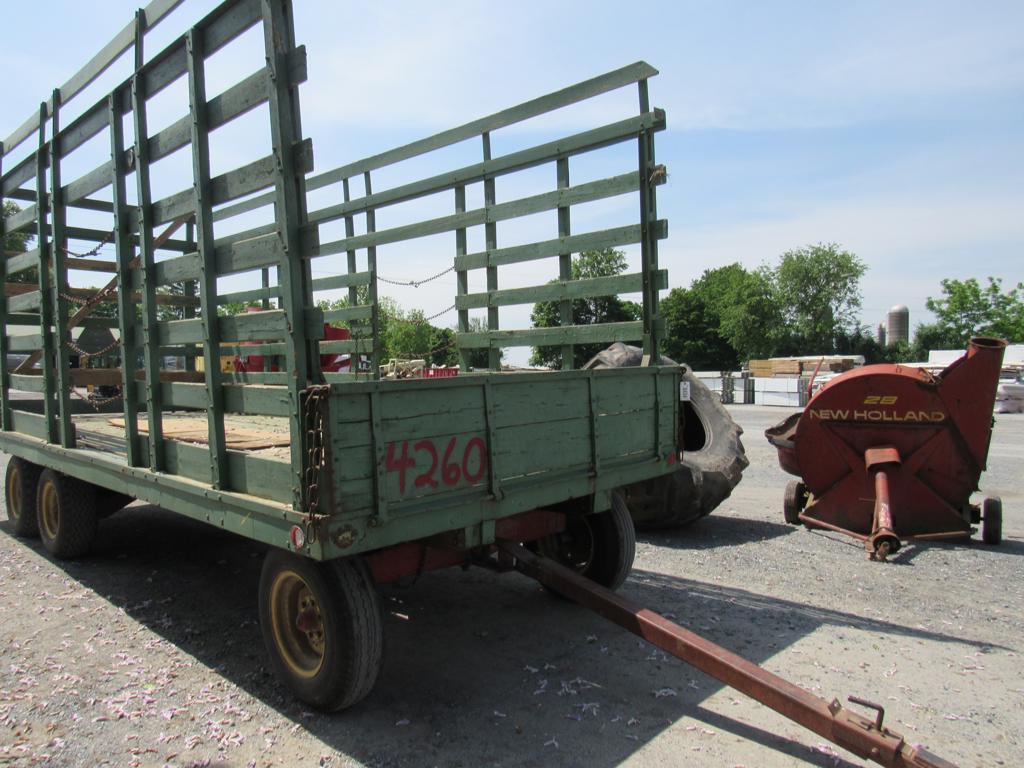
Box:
40, 481, 60, 541
6, 465, 21, 522
268, 569, 326, 679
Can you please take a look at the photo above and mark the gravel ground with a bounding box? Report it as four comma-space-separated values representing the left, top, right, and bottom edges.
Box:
1, 405, 1021, 768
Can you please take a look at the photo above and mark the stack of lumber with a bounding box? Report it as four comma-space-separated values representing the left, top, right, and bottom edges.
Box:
747, 356, 858, 377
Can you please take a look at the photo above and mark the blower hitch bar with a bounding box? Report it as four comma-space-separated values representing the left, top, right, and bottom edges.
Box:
496, 541, 957, 768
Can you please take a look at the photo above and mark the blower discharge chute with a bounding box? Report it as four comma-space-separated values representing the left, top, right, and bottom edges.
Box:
766, 338, 1007, 560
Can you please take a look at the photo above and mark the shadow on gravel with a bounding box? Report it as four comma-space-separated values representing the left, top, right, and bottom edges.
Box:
1, 503, 977, 768
638, 513, 795, 549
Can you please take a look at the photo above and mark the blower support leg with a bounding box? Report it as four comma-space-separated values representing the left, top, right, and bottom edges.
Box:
864, 447, 902, 562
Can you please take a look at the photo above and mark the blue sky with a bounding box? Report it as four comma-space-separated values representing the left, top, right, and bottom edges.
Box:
4, 1, 1022, 362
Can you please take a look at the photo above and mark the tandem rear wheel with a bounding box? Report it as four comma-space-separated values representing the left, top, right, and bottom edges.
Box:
259, 549, 383, 711
4, 457, 43, 538
36, 469, 99, 559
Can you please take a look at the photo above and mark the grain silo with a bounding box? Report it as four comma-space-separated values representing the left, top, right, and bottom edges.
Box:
887, 305, 909, 346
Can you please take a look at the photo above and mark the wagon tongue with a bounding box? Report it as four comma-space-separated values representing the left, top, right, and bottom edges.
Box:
496, 541, 958, 768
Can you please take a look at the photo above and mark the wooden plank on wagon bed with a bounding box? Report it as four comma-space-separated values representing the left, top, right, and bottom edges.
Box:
186, 28, 228, 489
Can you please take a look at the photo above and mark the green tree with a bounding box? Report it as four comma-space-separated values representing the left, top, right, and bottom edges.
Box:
772, 243, 866, 354
384, 307, 436, 361
660, 264, 781, 369
660, 285, 737, 370
460, 317, 495, 369
529, 248, 641, 368
924, 277, 1024, 347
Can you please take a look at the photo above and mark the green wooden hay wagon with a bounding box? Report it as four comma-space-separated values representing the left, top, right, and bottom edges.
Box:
1, 0, 676, 710
0, 4, 960, 764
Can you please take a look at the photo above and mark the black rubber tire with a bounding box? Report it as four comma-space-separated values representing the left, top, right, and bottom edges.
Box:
783, 480, 807, 525
35, 469, 98, 559
4, 457, 42, 538
537, 493, 636, 591
585, 343, 748, 529
259, 549, 383, 711
982, 497, 1002, 546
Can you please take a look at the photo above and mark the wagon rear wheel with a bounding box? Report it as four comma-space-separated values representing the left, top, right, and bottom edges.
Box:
35, 469, 98, 559
259, 550, 383, 711
982, 497, 1002, 546
536, 492, 636, 591
4, 458, 42, 538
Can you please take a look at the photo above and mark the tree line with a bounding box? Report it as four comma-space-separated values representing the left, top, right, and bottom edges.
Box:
532, 244, 1022, 370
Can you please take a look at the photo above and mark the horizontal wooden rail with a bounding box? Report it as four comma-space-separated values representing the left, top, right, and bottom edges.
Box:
217, 61, 659, 221
307, 111, 665, 227
2, 0, 184, 156
314, 171, 641, 260
457, 321, 644, 349
456, 269, 668, 311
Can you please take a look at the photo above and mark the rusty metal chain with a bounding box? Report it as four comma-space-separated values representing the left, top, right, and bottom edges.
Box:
414, 304, 456, 324
378, 265, 454, 288
65, 337, 121, 359
61, 229, 115, 258
302, 385, 331, 520
68, 385, 123, 411
60, 283, 118, 312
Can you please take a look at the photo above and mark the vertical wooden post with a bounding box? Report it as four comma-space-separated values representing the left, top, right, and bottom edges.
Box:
342, 178, 358, 309
185, 28, 228, 488
556, 157, 573, 369
0, 142, 9, 431
35, 103, 58, 443
454, 185, 469, 371
637, 79, 660, 364
341, 176, 368, 374
183, 220, 196, 373
363, 171, 381, 379
108, 92, 142, 467
482, 132, 499, 371
48, 90, 75, 447
131, 72, 166, 471
261, 0, 317, 506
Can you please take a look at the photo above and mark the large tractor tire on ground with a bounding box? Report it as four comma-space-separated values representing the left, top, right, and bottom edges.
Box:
584, 343, 748, 529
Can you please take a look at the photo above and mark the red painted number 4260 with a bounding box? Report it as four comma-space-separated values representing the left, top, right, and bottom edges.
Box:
386, 436, 487, 495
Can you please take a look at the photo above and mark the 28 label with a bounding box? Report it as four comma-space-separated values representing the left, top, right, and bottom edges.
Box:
386, 436, 487, 496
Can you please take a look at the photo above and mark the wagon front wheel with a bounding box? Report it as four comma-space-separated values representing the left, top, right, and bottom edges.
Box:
259, 549, 383, 711
536, 492, 636, 591
5, 458, 42, 538
36, 469, 98, 558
